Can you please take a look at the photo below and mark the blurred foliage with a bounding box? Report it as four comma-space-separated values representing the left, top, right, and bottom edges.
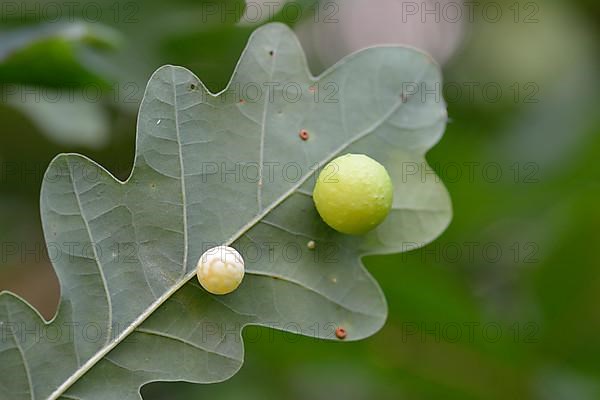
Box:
0, 21, 119, 87
1, 0, 600, 398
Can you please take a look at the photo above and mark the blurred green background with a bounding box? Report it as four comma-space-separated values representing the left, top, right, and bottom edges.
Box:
1, 0, 600, 398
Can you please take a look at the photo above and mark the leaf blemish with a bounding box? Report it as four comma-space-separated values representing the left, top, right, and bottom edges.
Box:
335, 327, 347, 340
299, 129, 310, 141
190, 83, 196, 90
269, 50, 274, 56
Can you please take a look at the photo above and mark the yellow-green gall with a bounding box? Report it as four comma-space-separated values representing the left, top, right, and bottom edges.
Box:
313, 154, 393, 235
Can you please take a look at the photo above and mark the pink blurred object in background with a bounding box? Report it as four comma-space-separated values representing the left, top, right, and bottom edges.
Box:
296, 0, 465, 71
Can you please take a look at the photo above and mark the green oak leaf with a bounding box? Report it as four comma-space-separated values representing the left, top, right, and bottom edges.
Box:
0, 23, 451, 399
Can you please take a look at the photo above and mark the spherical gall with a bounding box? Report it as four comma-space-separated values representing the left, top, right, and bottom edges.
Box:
196, 246, 245, 295
313, 154, 393, 235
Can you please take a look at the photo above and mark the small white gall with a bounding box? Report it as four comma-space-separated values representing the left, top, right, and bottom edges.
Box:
196, 246, 245, 295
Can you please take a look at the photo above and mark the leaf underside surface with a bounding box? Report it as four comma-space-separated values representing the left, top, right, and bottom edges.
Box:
0, 23, 451, 400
